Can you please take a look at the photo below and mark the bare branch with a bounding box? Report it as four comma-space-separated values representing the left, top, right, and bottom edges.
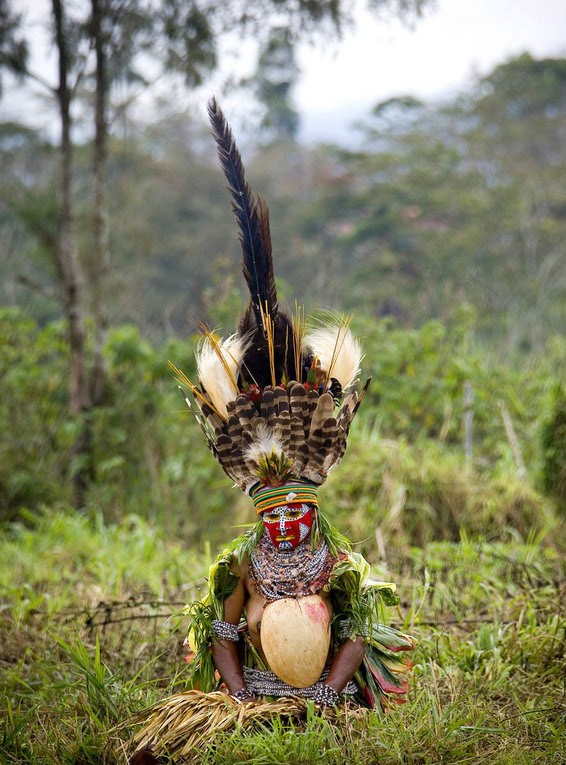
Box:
17, 273, 64, 303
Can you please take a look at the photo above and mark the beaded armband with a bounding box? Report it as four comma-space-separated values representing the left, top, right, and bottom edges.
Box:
211, 619, 239, 642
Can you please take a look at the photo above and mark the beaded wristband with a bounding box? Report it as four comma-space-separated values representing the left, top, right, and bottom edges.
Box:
310, 682, 341, 707
211, 619, 239, 642
230, 687, 256, 703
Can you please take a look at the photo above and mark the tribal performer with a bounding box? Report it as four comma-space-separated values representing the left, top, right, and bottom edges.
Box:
127, 99, 415, 763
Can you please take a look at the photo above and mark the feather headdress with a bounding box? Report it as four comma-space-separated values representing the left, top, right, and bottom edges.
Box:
174, 98, 370, 503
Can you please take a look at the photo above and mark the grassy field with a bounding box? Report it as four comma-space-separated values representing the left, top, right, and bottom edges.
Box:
1, 507, 564, 765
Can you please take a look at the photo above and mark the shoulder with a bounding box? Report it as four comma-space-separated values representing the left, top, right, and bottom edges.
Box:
237, 553, 251, 579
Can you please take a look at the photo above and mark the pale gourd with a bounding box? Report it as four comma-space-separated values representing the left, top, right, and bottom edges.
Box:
261, 595, 332, 688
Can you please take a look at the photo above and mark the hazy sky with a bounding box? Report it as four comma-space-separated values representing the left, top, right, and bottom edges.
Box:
293, 0, 566, 143
5, 0, 566, 145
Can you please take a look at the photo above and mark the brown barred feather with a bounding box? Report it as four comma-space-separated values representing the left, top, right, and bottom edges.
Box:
232, 395, 259, 440
303, 415, 338, 484
288, 383, 308, 415
308, 393, 334, 438
259, 388, 276, 424
336, 391, 358, 428
214, 434, 241, 485
323, 431, 348, 475
293, 442, 310, 477
351, 377, 372, 418
272, 387, 291, 453
288, 416, 307, 473
273, 385, 289, 415
226, 412, 242, 443
288, 384, 310, 444
203, 408, 226, 438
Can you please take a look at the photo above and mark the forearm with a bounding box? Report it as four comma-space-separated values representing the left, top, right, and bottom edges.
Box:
324, 636, 366, 693
211, 638, 247, 694
211, 637, 257, 701
210, 559, 254, 699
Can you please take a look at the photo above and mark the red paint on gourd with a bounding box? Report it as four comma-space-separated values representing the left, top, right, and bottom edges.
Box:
304, 599, 329, 625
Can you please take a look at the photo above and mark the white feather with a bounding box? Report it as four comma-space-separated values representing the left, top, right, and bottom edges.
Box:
244, 422, 285, 465
196, 333, 247, 419
304, 322, 363, 390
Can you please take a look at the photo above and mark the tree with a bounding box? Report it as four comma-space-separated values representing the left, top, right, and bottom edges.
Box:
0, 0, 27, 93
52, 0, 95, 503
254, 27, 300, 142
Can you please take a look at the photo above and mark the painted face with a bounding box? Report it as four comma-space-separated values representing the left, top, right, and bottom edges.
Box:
262, 503, 313, 550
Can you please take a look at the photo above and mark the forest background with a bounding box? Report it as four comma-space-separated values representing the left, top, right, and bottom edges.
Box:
0, 0, 565, 763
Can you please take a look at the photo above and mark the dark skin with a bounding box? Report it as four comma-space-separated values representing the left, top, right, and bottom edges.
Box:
212, 512, 366, 702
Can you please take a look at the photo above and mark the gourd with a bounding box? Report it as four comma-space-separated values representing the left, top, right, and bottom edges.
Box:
261, 594, 331, 687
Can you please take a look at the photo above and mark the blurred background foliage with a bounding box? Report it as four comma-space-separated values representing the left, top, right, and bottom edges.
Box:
0, 300, 563, 553
0, 52, 565, 552
2, 53, 565, 351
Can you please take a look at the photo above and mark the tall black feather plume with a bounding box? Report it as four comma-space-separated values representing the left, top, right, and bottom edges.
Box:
207, 97, 298, 388
207, 97, 278, 323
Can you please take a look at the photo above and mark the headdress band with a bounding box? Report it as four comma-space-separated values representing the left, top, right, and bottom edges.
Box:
251, 483, 319, 515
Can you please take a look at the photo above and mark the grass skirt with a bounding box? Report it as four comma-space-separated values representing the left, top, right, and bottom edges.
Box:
119, 690, 368, 763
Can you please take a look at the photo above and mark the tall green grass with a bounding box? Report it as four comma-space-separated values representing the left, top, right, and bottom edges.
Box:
1, 507, 563, 764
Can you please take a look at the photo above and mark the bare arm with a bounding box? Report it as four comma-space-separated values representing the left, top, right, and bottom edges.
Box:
325, 636, 366, 693
211, 561, 255, 701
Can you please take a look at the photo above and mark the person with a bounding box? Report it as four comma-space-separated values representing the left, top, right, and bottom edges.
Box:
127, 98, 414, 762
209, 495, 365, 706
179, 98, 415, 711
186, 480, 415, 711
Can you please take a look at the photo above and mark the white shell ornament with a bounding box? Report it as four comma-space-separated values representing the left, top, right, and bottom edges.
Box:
260, 595, 332, 688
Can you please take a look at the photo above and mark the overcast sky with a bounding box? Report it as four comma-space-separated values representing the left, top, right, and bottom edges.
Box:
293, 0, 566, 143
5, 0, 566, 146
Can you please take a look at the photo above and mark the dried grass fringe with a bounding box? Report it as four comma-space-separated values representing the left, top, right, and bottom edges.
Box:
110, 690, 370, 763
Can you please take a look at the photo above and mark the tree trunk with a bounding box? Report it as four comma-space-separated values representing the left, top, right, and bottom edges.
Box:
90, 0, 110, 407
52, 0, 93, 506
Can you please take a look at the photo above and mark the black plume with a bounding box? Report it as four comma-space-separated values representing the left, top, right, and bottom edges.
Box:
207, 97, 278, 324
208, 97, 298, 388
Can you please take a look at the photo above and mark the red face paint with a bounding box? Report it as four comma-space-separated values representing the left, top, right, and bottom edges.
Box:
262, 503, 313, 549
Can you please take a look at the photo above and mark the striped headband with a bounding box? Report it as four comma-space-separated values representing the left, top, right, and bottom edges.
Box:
250, 483, 319, 515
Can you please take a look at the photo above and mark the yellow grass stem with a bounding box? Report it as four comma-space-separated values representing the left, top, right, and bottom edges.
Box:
292, 301, 306, 383
122, 690, 370, 761
167, 360, 226, 421
260, 302, 277, 387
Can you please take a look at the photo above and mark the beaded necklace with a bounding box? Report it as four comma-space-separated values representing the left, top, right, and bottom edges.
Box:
250, 533, 336, 601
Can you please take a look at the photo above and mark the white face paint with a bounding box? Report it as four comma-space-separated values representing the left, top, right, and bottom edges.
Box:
262, 503, 313, 550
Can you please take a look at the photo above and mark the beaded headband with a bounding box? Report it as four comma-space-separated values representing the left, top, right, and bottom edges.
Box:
251, 483, 319, 515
